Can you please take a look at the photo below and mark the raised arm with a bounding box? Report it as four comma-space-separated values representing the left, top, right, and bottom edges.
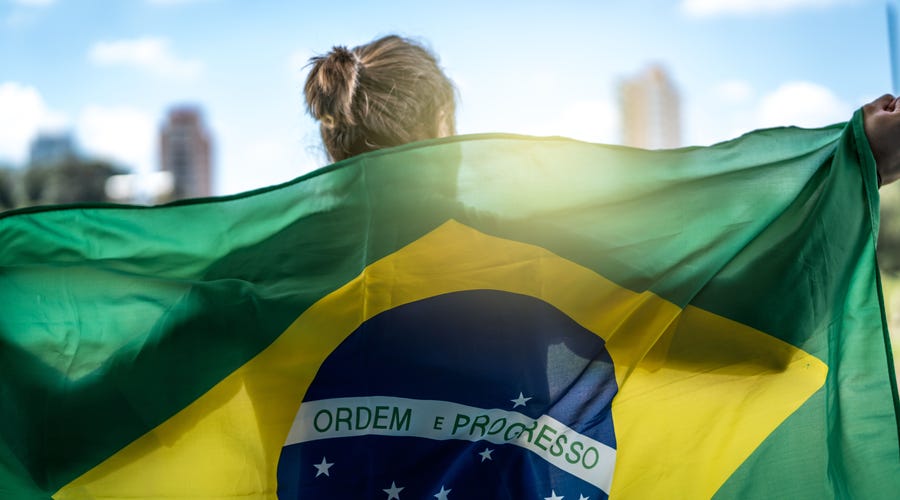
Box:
863, 94, 900, 187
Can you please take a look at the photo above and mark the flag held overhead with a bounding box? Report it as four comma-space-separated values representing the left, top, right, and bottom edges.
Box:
0, 110, 898, 499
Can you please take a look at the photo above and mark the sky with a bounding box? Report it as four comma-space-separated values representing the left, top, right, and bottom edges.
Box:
0, 0, 896, 195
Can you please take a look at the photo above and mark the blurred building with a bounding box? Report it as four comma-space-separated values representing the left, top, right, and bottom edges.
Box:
619, 64, 682, 149
159, 106, 213, 199
19, 132, 121, 206
29, 133, 77, 166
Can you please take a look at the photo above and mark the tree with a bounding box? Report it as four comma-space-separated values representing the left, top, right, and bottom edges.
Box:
23, 158, 126, 206
878, 183, 900, 274
0, 167, 17, 210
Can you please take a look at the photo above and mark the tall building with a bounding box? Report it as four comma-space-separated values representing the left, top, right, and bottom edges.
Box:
29, 133, 77, 166
619, 64, 682, 149
160, 106, 212, 199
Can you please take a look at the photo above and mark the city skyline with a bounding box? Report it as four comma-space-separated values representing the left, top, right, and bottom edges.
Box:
0, 0, 895, 195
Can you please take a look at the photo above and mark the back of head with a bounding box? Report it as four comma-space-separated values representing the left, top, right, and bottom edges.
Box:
304, 35, 456, 162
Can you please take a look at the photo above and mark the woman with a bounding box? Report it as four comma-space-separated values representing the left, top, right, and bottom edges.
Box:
295, 35, 900, 500
304, 35, 456, 163
864, 93, 900, 186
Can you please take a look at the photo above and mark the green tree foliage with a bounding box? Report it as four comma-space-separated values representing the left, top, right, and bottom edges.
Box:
22, 158, 125, 206
0, 167, 17, 210
878, 183, 900, 274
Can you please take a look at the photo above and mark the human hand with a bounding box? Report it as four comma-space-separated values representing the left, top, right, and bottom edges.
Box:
863, 94, 900, 187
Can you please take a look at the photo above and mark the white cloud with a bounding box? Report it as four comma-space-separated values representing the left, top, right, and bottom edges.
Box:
521, 99, 619, 144
4, 0, 54, 28
219, 138, 294, 194
714, 80, 754, 104
0, 84, 159, 172
76, 106, 156, 174
681, 0, 854, 17
0, 82, 69, 164
686, 80, 853, 146
756, 81, 851, 128
88, 37, 202, 79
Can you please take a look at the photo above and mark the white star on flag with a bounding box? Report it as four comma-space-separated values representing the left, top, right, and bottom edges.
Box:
510, 392, 532, 408
434, 485, 451, 499
312, 456, 333, 477
545, 491, 564, 500
383, 481, 404, 499
478, 447, 494, 462
579, 495, 590, 500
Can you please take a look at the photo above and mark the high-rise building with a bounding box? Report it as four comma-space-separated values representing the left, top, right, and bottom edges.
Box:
29, 133, 77, 166
619, 64, 682, 149
160, 106, 212, 199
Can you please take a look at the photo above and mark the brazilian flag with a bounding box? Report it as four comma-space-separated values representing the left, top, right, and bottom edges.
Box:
1, 109, 899, 499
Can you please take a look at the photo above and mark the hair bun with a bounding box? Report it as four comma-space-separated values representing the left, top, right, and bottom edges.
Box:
327, 46, 358, 69
304, 46, 361, 127
303, 35, 457, 162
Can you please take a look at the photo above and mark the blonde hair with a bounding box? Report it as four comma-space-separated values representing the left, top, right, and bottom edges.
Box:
304, 35, 456, 162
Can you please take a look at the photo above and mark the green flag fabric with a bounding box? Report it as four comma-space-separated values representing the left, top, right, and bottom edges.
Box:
1, 109, 898, 499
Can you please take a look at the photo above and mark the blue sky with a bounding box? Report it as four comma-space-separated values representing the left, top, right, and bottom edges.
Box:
0, 0, 895, 195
